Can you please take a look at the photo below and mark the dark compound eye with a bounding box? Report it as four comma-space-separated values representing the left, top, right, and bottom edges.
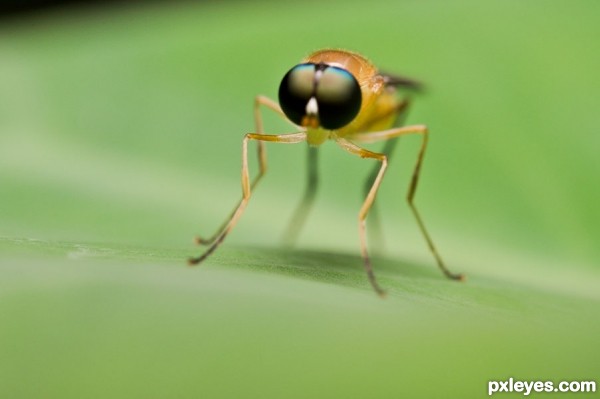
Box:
278, 63, 316, 126
278, 63, 362, 130
314, 66, 361, 130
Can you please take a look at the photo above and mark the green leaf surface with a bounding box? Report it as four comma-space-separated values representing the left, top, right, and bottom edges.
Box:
1, 1, 599, 398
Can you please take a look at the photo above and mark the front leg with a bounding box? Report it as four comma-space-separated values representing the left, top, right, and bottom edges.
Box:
195, 96, 291, 246
335, 137, 388, 297
189, 132, 306, 265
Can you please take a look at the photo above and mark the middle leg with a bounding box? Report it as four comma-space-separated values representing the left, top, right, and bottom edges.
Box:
282, 145, 319, 246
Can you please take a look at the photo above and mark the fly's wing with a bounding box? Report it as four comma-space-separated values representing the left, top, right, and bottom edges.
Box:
379, 70, 424, 92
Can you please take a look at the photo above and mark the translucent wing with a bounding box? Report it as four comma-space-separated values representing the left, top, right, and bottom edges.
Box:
379, 70, 424, 92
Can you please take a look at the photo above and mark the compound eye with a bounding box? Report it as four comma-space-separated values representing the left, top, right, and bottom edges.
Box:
278, 63, 316, 126
315, 66, 361, 130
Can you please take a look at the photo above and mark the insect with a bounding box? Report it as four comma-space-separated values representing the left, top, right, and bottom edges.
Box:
189, 49, 464, 296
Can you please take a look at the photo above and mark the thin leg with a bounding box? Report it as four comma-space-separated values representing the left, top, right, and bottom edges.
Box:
195, 96, 288, 246
352, 125, 464, 281
335, 137, 388, 297
189, 132, 306, 265
282, 146, 319, 246
252, 95, 292, 178
363, 100, 411, 252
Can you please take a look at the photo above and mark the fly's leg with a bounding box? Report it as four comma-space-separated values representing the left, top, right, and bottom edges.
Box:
195, 96, 288, 246
335, 137, 389, 297
362, 99, 410, 252
352, 125, 464, 281
282, 146, 319, 246
189, 132, 306, 265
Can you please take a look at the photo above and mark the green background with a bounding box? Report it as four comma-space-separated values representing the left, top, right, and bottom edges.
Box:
0, 1, 598, 398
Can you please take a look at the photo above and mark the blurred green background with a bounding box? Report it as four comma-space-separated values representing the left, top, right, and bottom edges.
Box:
0, 1, 599, 398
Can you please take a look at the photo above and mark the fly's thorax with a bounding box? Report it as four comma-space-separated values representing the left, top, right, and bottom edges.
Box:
337, 85, 400, 137
304, 49, 376, 85
306, 127, 330, 146
305, 49, 385, 113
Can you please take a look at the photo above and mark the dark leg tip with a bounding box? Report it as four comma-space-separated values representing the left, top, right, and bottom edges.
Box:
369, 279, 387, 298
187, 257, 200, 266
